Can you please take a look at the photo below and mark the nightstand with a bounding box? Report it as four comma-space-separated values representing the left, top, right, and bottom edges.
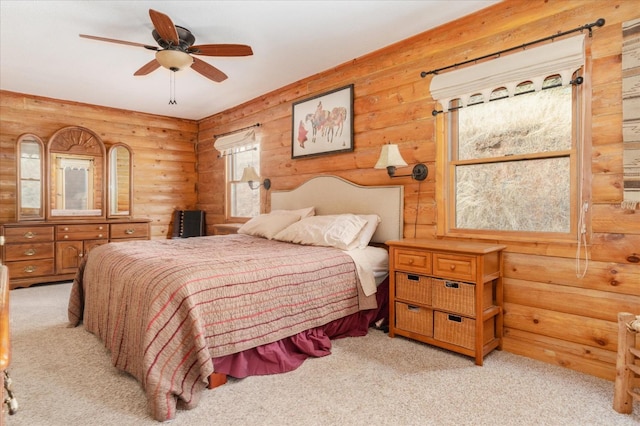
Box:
387, 239, 506, 366
212, 223, 242, 235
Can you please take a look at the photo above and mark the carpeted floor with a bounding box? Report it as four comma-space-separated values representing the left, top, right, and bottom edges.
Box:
5, 282, 639, 425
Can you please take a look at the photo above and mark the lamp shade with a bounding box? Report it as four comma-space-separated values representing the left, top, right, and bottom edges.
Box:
374, 144, 408, 169
240, 166, 261, 183
155, 50, 194, 71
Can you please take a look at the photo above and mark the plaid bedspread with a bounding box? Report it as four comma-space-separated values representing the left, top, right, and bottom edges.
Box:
68, 234, 363, 421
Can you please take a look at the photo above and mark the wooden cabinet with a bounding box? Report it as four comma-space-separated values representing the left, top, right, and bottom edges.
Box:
387, 239, 506, 366
1, 219, 150, 289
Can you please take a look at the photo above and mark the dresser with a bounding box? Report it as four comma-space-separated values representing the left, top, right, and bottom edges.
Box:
387, 239, 506, 365
0, 219, 150, 289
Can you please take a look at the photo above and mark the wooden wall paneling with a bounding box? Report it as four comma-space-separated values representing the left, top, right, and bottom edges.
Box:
505, 252, 640, 296
504, 279, 640, 322
503, 302, 618, 352
503, 328, 616, 381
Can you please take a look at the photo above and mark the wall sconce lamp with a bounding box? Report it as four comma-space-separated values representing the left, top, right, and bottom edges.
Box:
240, 166, 271, 190
374, 144, 428, 181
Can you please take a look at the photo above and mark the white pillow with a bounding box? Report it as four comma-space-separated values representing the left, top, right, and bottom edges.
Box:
273, 214, 368, 250
270, 207, 315, 218
356, 214, 381, 248
237, 212, 301, 239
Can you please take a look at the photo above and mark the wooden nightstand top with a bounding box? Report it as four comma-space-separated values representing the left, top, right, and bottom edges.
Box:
212, 223, 242, 235
386, 239, 506, 255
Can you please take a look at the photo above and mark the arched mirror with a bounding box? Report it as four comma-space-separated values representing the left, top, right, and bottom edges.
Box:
47, 126, 106, 219
16, 134, 45, 221
107, 143, 133, 218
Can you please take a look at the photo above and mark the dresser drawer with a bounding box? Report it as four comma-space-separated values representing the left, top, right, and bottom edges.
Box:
5, 242, 54, 261
110, 223, 149, 240
433, 253, 476, 281
4, 226, 54, 243
395, 302, 433, 337
57, 224, 108, 240
393, 248, 432, 274
6, 259, 55, 279
395, 272, 432, 306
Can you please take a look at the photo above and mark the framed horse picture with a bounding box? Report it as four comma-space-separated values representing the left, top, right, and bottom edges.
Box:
291, 84, 354, 159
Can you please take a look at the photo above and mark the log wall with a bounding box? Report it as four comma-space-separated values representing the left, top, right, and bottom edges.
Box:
197, 0, 640, 380
0, 92, 198, 238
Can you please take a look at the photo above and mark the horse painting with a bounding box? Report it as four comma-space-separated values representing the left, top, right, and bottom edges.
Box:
304, 101, 348, 146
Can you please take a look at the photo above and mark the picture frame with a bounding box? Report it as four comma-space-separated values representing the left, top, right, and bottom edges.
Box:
291, 84, 354, 159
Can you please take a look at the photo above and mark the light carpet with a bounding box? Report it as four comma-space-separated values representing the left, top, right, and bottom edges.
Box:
5, 282, 639, 426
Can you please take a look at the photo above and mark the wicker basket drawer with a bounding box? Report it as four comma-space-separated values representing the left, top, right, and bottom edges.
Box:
395, 272, 432, 305
395, 302, 433, 337
433, 253, 476, 281
434, 311, 495, 350
393, 248, 431, 274
432, 279, 477, 316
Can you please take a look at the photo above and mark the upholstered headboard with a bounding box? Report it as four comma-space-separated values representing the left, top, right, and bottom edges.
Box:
271, 175, 404, 243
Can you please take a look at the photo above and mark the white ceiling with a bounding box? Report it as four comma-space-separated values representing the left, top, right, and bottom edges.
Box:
0, 1, 498, 121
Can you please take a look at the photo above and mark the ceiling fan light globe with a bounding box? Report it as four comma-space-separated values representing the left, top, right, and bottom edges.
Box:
155, 50, 193, 71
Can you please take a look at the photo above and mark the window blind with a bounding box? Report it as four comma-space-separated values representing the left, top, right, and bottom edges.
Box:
430, 34, 585, 112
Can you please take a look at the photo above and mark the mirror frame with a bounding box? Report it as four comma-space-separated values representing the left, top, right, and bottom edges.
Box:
107, 143, 133, 219
16, 134, 45, 221
46, 126, 106, 220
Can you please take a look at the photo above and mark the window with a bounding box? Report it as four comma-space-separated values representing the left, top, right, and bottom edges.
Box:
226, 144, 261, 219
431, 35, 587, 242
446, 76, 580, 239
213, 129, 262, 219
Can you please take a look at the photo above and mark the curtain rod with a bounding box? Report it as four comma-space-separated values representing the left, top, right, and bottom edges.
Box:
213, 123, 261, 139
420, 18, 605, 78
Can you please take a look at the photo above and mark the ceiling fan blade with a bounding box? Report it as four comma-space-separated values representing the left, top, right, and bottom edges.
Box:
79, 34, 158, 50
188, 44, 253, 57
149, 9, 179, 46
191, 57, 228, 82
134, 59, 161, 76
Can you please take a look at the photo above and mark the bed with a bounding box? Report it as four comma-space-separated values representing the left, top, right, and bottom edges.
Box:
68, 175, 403, 421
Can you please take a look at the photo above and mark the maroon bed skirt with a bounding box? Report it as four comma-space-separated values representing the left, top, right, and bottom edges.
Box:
212, 278, 389, 378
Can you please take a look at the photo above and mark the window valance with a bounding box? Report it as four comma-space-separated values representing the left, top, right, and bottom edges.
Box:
430, 34, 585, 112
214, 129, 257, 156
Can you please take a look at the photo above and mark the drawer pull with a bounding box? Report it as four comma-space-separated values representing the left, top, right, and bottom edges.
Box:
407, 274, 420, 281
63, 235, 69, 239
24, 265, 37, 273
23, 231, 35, 239
63, 227, 69, 231
448, 314, 462, 323
450, 265, 456, 270
407, 305, 420, 312
97, 234, 103, 238
24, 248, 36, 256
445, 281, 459, 289
98, 226, 104, 230
124, 229, 135, 235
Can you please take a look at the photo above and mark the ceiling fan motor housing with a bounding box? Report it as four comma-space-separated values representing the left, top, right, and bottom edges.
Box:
152, 26, 196, 50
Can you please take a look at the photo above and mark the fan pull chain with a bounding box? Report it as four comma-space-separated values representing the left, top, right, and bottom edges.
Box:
169, 71, 177, 105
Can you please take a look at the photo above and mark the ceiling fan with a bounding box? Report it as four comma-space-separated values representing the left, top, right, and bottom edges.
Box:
79, 9, 253, 83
